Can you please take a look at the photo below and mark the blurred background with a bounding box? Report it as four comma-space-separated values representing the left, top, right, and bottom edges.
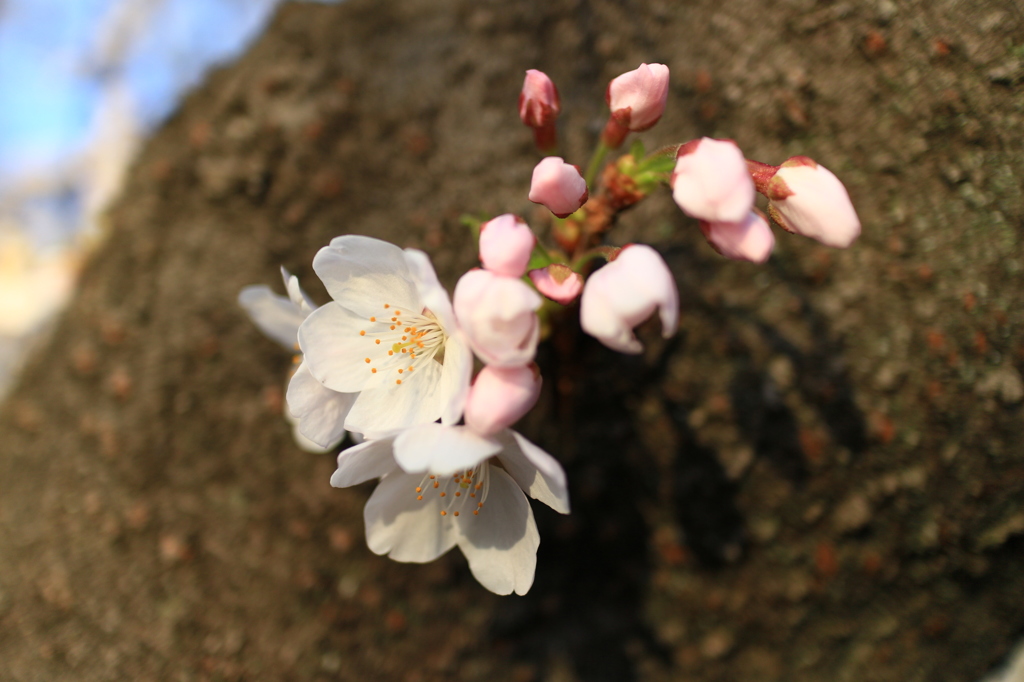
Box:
0, 0, 335, 393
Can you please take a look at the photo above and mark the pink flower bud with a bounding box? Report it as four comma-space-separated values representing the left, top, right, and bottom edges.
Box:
479, 214, 536, 278
671, 138, 755, 224
464, 364, 542, 436
454, 268, 543, 367
606, 63, 670, 132
766, 157, 861, 248
580, 245, 678, 354
699, 211, 775, 264
528, 157, 589, 219
519, 69, 561, 128
529, 264, 584, 305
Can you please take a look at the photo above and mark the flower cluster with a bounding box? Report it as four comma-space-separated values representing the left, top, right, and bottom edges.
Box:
240, 62, 861, 596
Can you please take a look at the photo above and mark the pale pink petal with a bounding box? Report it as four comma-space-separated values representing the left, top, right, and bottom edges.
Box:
331, 435, 400, 488
313, 236, 420, 319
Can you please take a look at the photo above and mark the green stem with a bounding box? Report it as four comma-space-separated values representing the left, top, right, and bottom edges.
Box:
584, 141, 610, 188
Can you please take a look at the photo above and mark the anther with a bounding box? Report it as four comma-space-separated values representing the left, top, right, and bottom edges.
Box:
396, 379, 402, 385
433, 481, 439, 488
364, 358, 371, 363
375, 339, 381, 345
455, 492, 461, 497
371, 368, 377, 374
359, 330, 366, 336
429, 475, 435, 479
440, 492, 446, 498
417, 495, 423, 500
391, 317, 397, 322
369, 316, 376, 322
473, 510, 479, 515
390, 325, 396, 330
388, 350, 394, 356
394, 311, 401, 315
415, 487, 422, 493
384, 304, 390, 309
398, 369, 404, 374
440, 510, 446, 516
453, 511, 460, 517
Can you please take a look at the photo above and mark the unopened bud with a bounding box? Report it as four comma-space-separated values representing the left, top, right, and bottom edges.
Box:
766, 156, 861, 248
454, 269, 542, 367
580, 244, 678, 354
671, 138, 754, 224
519, 69, 560, 128
528, 157, 589, 218
529, 264, 584, 304
479, 214, 536, 278
464, 364, 542, 437
606, 63, 670, 132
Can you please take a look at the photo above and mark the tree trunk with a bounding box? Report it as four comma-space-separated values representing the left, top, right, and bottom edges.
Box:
1, 0, 1022, 680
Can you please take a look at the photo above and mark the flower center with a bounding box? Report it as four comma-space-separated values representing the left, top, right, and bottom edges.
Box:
413, 463, 490, 517
357, 302, 446, 385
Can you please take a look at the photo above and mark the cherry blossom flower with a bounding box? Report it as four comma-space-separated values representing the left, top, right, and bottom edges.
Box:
699, 211, 775, 263
330, 424, 569, 595
528, 157, 588, 218
297, 236, 472, 438
606, 63, 670, 132
671, 138, 755, 224
239, 267, 354, 452
478, 214, 536, 278
765, 156, 861, 248
580, 244, 679, 354
453, 268, 542, 367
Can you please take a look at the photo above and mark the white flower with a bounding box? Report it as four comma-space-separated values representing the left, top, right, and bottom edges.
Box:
331, 424, 570, 596
239, 268, 354, 452
297, 236, 472, 438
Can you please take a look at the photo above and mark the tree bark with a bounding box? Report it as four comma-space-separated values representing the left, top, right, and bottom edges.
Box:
1, 0, 1022, 680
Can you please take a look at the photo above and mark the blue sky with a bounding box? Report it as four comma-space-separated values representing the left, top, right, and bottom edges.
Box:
0, 0, 332, 185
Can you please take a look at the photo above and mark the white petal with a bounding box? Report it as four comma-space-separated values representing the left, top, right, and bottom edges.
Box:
393, 424, 502, 476
281, 266, 316, 316
286, 361, 356, 449
298, 304, 390, 393
438, 332, 473, 426
454, 466, 539, 595
344, 359, 444, 436
403, 249, 457, 331
238, 286, 304, 349
313, 236, 420, 318
364, 469, 459, 563
496, 431, 570, 514
331, 436, 400, 488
